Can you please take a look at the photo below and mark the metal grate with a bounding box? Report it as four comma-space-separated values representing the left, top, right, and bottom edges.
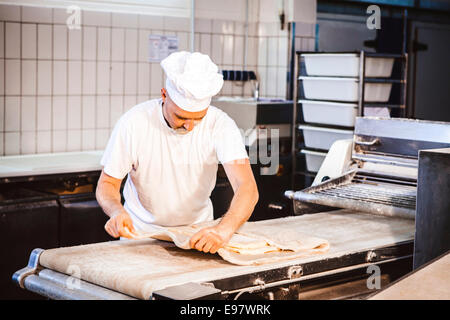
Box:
311, 182, 416, 210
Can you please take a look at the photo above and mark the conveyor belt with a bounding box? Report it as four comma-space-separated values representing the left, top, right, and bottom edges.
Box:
23, 209, 415, 300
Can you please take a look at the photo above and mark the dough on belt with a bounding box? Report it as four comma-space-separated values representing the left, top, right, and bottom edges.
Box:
127, 219, 330, 265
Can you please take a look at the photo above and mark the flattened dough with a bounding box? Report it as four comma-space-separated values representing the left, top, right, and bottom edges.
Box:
128, 219, 330, 265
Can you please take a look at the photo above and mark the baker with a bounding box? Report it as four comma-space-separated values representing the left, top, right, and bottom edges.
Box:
96, 51, 259, 254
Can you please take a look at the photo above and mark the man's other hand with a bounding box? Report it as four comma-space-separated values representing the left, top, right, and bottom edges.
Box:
104, 211, 137, 239
189, 225, 233, 254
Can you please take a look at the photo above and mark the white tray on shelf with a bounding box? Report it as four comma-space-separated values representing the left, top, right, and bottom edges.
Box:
300, 149, 327, 173
299, 124, 354, 150
300, 76, 392, 102
299, 99, 358, 127
302, 53, 394, 78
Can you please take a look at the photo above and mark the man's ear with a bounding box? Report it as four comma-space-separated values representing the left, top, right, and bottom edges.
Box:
161, 88, 167, 100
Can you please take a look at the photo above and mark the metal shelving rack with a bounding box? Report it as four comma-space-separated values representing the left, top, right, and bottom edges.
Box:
358, 51, 408, 117
291, 50, 409, 189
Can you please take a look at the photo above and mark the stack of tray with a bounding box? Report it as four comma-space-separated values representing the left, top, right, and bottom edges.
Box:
299, 53, 394, 173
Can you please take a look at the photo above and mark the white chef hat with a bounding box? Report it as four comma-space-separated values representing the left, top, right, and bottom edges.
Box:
161, 51, 224, 112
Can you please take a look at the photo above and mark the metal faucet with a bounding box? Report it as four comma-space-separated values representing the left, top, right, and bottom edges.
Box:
252, 79, 259, 101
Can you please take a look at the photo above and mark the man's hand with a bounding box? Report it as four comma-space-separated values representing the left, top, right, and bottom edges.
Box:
189, 224, 234, 254
104, 210, 137, 239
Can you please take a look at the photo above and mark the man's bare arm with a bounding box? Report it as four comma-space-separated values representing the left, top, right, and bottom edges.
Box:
96, 170, 136, 238
190, 158, 259, 253
217, 158, 259, 234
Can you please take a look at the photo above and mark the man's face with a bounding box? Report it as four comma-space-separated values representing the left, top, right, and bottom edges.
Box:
161, 88, 208, 134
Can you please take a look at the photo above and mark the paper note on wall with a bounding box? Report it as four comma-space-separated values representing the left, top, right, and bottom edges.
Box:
148, 35, 179, 62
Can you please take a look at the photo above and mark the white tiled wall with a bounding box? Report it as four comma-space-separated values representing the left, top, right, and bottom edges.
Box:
0, 3, 315, 156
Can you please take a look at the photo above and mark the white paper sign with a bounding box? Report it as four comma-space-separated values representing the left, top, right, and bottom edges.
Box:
148, 35, 179, 62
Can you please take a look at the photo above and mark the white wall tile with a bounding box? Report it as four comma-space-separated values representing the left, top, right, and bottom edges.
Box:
138, 30, 149, 62
248, 22, 259, 37
124, 95, 137, 113
96, 96, 110, 129
52, 96, 66, 130
195, 19, 212, 33
52, 8, 68, 25
139, 15, 163, 29
53, 25, 67, 59
150, 63, 163, 95
5, 59, 20, 95
111, 28, 125, 61
110, 62, 124, 94
124, 62, 137, 95
211, 35, 223, 65
97, 62, 110, 95
222, 35, 234, 65
4, 132, 20, 155
53, 61, 67, 95
82, 96, 96, 129
0, 4, 21, 21
5, 97, 20, 132
21, 97, 36, 131
95, 128, 109, 149
68, 61, 82, 95
82, 61, 96, 94
67, 129, 81, 151
177, 32, 189, 52
22, 60, 37, 95
37, 60, 52, 95
21, 131, 36, 154
68, 29, 82, 60
5, 23, 20, 59
258, 37, 267, 67
110, 96, 123, 127
137, 95, 149, 104
137, 62, 150, 95
247, 36, 258, 67
125, 29, 138, 61
84, 10, 111, 27
200, 34, 211, 57
0, 133, 3, 155
235, 22, 245, 35
277, 67, 287, 98
67, 96, 81, 129
194, 33, 200, 53
278, 37, 288, 67
266, 67, 277, 97
0, 98, 4, 131
22, 24, 37, 59
112, 13, 138, 28
37, 97, 51, 130
97, 27, 111, 61
52, 130, 67, 152
213, 20, 233, 35
0, 23, 3, 59
0, 61, 3, 95
164, 17, 190, 31
38, 24, 53, 59
82, 129, 96, 151
267, 37, 278, 66
22, 6, 52, 23
234, 36, 244, 66
37, 131, 51, 153
83, 26, 97, 60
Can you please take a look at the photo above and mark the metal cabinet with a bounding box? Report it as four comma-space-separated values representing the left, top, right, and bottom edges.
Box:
0, 188, 59, 299
59, 193, 113, 247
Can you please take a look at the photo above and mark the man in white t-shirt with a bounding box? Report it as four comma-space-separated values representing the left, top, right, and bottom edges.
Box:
96, 51, 259, 254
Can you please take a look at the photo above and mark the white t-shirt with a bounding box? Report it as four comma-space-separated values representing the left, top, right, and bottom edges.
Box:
100, 98, 248, 233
